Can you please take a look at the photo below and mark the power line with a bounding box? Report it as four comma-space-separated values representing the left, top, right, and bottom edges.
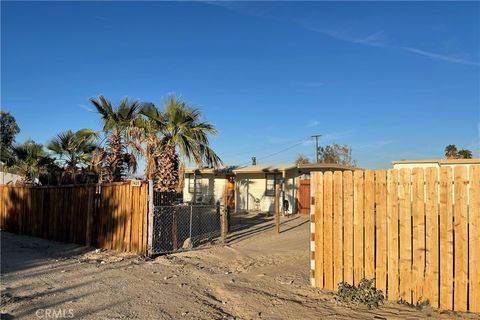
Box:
234, 137, 313, 167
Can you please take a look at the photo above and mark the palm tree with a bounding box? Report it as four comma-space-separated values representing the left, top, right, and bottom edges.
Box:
141, 96, 222, 192
47, 129, 97, 183
10, 139, 50, 185
444, 144, 458, 159
89, 96, 142, 182
137, 105, 163, 181
457, 149, 473, 159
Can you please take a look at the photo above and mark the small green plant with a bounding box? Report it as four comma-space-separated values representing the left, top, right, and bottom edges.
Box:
397, 298, 431, 310
336, 278, 385, 309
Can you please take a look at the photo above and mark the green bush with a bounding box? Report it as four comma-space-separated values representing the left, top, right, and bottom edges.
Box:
336, 278, 385, 309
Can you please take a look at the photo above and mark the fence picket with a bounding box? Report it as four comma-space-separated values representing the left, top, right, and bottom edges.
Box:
424, 167, 439, 307
364, 170, 375, 281
333, 171, 343, 288
375, 169, 387, 294
387, 169, 399, 300
353, 170, 364, 285
412, 168, 425, 302
314, 172, 324, 288
454, 166, 468, 311
398, 168, 412, 302
323, 171, 334, 290
439, 167, 454, 310
469, 166, 480, 312
343, 171, 354, 285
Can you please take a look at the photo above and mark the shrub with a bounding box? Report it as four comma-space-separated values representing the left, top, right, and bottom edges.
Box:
336, 278, 385, 309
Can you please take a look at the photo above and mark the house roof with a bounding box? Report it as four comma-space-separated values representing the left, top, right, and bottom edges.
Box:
297, 163, 360, 171
391, 158, 480, 165
185, 162, 361, 175
184, 166, 235, 174
232, 164, 297, 174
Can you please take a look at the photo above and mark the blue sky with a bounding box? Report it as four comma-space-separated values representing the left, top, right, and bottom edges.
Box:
1, 1, 479, 169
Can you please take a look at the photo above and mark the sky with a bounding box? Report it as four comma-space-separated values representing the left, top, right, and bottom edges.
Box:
1, 1, 479, 170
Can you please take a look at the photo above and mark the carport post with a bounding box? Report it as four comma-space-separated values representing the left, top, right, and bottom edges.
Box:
147, 180, 154, 257
275, 184, 280, 234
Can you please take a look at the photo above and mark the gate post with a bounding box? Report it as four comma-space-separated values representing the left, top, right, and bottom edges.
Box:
147, 180, 154, 257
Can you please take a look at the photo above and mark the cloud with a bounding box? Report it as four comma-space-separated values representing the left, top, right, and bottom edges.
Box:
78, 104, 94, 112
206, 1, 480, 67
307, 27, 479, 67
401, 47, 480, 67
316, 29, 388, 48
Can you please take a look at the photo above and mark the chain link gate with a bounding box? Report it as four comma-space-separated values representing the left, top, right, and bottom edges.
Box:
150, 204, 224, 254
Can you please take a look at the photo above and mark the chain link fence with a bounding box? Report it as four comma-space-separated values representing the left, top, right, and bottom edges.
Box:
151, 204, 223, 255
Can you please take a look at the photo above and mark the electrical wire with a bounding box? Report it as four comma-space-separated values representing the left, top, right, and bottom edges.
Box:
234, 137, 313, 167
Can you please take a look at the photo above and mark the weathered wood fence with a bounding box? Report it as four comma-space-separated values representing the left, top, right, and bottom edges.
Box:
310, 166, 480, 312
0, 182, 149, 254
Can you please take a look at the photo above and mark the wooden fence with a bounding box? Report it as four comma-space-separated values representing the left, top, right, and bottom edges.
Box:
0, 181, 149, 254
310, 166, 480, 312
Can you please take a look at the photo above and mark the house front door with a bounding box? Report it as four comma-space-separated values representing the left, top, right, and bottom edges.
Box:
298, 179, 310, 214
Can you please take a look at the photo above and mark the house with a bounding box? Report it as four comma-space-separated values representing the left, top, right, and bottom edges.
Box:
183, 163, 357, 214
391, 158, 480, 177
0, 171, 22, 185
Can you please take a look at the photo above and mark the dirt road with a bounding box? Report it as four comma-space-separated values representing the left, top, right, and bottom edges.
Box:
1, 215, 476, 319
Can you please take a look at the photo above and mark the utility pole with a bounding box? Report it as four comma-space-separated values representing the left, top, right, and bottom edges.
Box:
312, 134, 321, 163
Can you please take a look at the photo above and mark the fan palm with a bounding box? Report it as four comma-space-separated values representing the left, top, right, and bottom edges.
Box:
137, 104, 163, 181
444, 144, 458, 159
90, 96, 142, 182
10, 139, 50, 185
457, 149, 473, 159
47, 129, 97, 183
141, 96, 222, 192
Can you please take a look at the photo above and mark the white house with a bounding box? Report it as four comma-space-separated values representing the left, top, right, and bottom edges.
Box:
391, 158, 480, 178
0, 171, 22, 185
183, 163, 357, 214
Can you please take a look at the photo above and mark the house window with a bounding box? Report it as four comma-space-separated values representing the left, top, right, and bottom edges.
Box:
188, 174, 202, 193
265, 173, 282, 196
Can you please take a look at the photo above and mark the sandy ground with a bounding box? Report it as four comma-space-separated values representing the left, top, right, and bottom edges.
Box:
1, 215, 478, 320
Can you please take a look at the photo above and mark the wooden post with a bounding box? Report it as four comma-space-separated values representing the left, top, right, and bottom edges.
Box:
221, 183, 228, 243
147, 180, 154, 256
275, 184, 280, 234
282, 170, 286, 216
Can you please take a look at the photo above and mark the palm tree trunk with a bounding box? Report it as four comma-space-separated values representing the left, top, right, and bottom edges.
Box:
107, 132, 124, 182
145, 136, 159, 181
156, 139, 179, 193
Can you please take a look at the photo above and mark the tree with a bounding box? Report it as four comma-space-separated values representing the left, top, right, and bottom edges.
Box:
141, 95, 222, 192
9, 139, 50, 185
457, 149, 473, 159
444, 144, 458, 159
0, 111, 20, 164
90, 96, 142, 182
138, 104, 163, 181
317, 144, 356, 166
294, 154, 310, 165
47, 129, 98, 183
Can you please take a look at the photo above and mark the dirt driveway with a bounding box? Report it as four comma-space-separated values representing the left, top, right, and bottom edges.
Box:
1, 215, 477, 319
